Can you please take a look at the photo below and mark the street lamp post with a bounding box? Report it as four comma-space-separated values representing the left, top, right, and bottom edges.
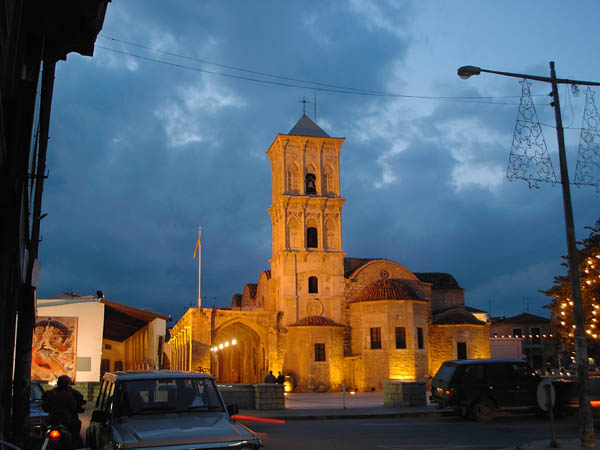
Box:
458, 62, 600, 448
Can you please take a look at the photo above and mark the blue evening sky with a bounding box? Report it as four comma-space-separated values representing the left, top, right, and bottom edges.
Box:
38, 1, 600, 321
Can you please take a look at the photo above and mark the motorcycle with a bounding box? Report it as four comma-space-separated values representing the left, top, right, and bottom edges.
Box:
40, 424, 73, 450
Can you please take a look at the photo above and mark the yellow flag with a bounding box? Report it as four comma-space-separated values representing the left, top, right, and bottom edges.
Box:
193, 234, 200, 259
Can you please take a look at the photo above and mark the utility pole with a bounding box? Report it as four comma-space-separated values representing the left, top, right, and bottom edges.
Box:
458, 62, 600, 448
549, 61, 593, 446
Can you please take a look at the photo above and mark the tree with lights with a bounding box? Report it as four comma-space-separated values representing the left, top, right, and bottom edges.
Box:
543, 218, 600, 364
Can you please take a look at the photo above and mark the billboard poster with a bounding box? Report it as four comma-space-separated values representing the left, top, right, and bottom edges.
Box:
31, 317, 78, 382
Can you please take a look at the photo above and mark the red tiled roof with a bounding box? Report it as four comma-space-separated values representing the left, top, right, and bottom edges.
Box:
262, 270, 272, 279
352, 278, 424, 303
432, 308, 485, 325
288, 315, 345, 327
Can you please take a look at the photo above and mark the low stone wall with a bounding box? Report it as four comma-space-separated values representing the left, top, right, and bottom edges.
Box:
254, 383, 285, 410
218, 384, 255, 409
73, 381, 102, 402
219, 383, 284, 410
383, 381, 426, 407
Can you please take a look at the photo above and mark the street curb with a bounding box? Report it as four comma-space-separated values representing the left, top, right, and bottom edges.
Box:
237, 409, 456, 421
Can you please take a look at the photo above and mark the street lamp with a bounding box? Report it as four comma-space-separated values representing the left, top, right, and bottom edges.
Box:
458, 62, 600, 448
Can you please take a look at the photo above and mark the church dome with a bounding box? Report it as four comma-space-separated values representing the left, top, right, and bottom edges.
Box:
353, 278, 424, 302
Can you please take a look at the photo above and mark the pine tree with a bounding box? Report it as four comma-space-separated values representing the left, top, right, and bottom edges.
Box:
543, 219, 600, 359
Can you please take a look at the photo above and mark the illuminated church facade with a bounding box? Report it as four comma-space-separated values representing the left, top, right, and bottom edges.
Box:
170, 115, 490, 391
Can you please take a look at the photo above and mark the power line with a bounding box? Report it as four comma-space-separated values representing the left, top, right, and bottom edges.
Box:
95, 44, 523, 105
100, 34, 528, 101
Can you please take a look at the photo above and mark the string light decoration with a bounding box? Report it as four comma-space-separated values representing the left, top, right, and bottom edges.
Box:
543, 219, 600, 350
506, 79, 558, 188
574, 88, 600, 192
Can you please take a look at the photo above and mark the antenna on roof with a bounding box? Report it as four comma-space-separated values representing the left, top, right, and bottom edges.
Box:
314, 94, 317, 122
300, 96, 309, 115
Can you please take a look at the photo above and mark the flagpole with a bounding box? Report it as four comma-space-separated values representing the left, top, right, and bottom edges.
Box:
197, 226, 202, 308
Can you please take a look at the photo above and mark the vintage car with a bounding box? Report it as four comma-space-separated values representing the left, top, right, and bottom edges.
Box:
28, 381, 48, 440
86, 371, 263, 450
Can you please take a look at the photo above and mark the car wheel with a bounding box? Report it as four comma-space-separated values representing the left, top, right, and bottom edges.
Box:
470, 399, 495, 422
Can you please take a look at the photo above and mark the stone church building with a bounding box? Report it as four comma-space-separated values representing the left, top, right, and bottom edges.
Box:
170, 114, 490, 391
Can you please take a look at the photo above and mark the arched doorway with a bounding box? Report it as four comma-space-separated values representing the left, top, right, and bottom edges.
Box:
212, 322, 263, 384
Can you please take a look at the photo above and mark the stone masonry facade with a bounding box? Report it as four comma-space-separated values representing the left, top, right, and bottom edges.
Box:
170, 114, 490, 391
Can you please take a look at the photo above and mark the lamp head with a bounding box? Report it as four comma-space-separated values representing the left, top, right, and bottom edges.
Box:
457, 65, 481, 79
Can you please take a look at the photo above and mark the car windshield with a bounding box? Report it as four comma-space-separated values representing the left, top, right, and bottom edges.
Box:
432, 363, 456, 388
30, 382, 44, 402
115, 378, 224, 416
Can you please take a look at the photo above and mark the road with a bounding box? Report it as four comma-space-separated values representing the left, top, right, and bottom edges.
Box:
241, 414, 588, 450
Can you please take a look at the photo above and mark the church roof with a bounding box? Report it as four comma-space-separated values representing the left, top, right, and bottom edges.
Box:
414, 273, 463, 290
288, 315, 345, 327
343, 257, 378, 277
288, 114, 330, 137
432, 308, 486, 326
352, 278, 425, 303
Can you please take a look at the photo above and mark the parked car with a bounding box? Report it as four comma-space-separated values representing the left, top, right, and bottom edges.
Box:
430, 359, 574, 421
28, 380, 48, 440
86, 371, 263, 450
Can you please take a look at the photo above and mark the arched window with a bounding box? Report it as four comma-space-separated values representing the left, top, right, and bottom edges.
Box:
305, 173, 316, 194
308, 276, 318, 294
306, 227, 318, 248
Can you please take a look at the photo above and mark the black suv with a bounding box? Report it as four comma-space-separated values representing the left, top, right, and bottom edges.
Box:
430, 359, 543, 421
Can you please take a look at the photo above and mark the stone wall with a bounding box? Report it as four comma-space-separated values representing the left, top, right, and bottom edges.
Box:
254, 383, 285, 410
218, 384, 255, 409
428, 324, 490, 377
285, 325, 345, 391
383, 381, 426, 406
72, 381, 102, 402
349, 300, 430, 390
218, 383, 284, 410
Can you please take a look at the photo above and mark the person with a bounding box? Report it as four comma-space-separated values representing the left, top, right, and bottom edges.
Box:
275, 371, 285, 384
42, 375, 84, 448
264, 370, 276, 383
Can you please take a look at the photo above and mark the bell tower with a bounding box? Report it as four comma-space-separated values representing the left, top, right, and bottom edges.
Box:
267, 114, 346, 325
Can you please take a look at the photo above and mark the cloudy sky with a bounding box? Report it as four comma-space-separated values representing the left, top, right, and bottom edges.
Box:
38, 1, 600, 321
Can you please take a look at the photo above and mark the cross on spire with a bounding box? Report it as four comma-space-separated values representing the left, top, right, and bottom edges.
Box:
299, 96, 310, 114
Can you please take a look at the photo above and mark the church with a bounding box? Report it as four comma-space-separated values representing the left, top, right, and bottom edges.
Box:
170, 114, 490, 391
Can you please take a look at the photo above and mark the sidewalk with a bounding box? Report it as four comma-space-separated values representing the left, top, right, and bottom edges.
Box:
238, 391, 454, 420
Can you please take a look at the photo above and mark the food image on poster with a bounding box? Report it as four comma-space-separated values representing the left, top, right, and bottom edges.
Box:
31, 317, 77, 382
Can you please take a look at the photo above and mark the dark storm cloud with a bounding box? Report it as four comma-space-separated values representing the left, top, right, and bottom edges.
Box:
37, 1, 600, 320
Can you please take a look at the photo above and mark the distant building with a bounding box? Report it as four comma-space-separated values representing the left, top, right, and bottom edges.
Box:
34, 293, 169, 391
171, 115, 490, 391
489, 313, 558, 369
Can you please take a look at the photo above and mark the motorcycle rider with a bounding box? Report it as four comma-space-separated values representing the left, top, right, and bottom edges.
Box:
42, 375, 85, 448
